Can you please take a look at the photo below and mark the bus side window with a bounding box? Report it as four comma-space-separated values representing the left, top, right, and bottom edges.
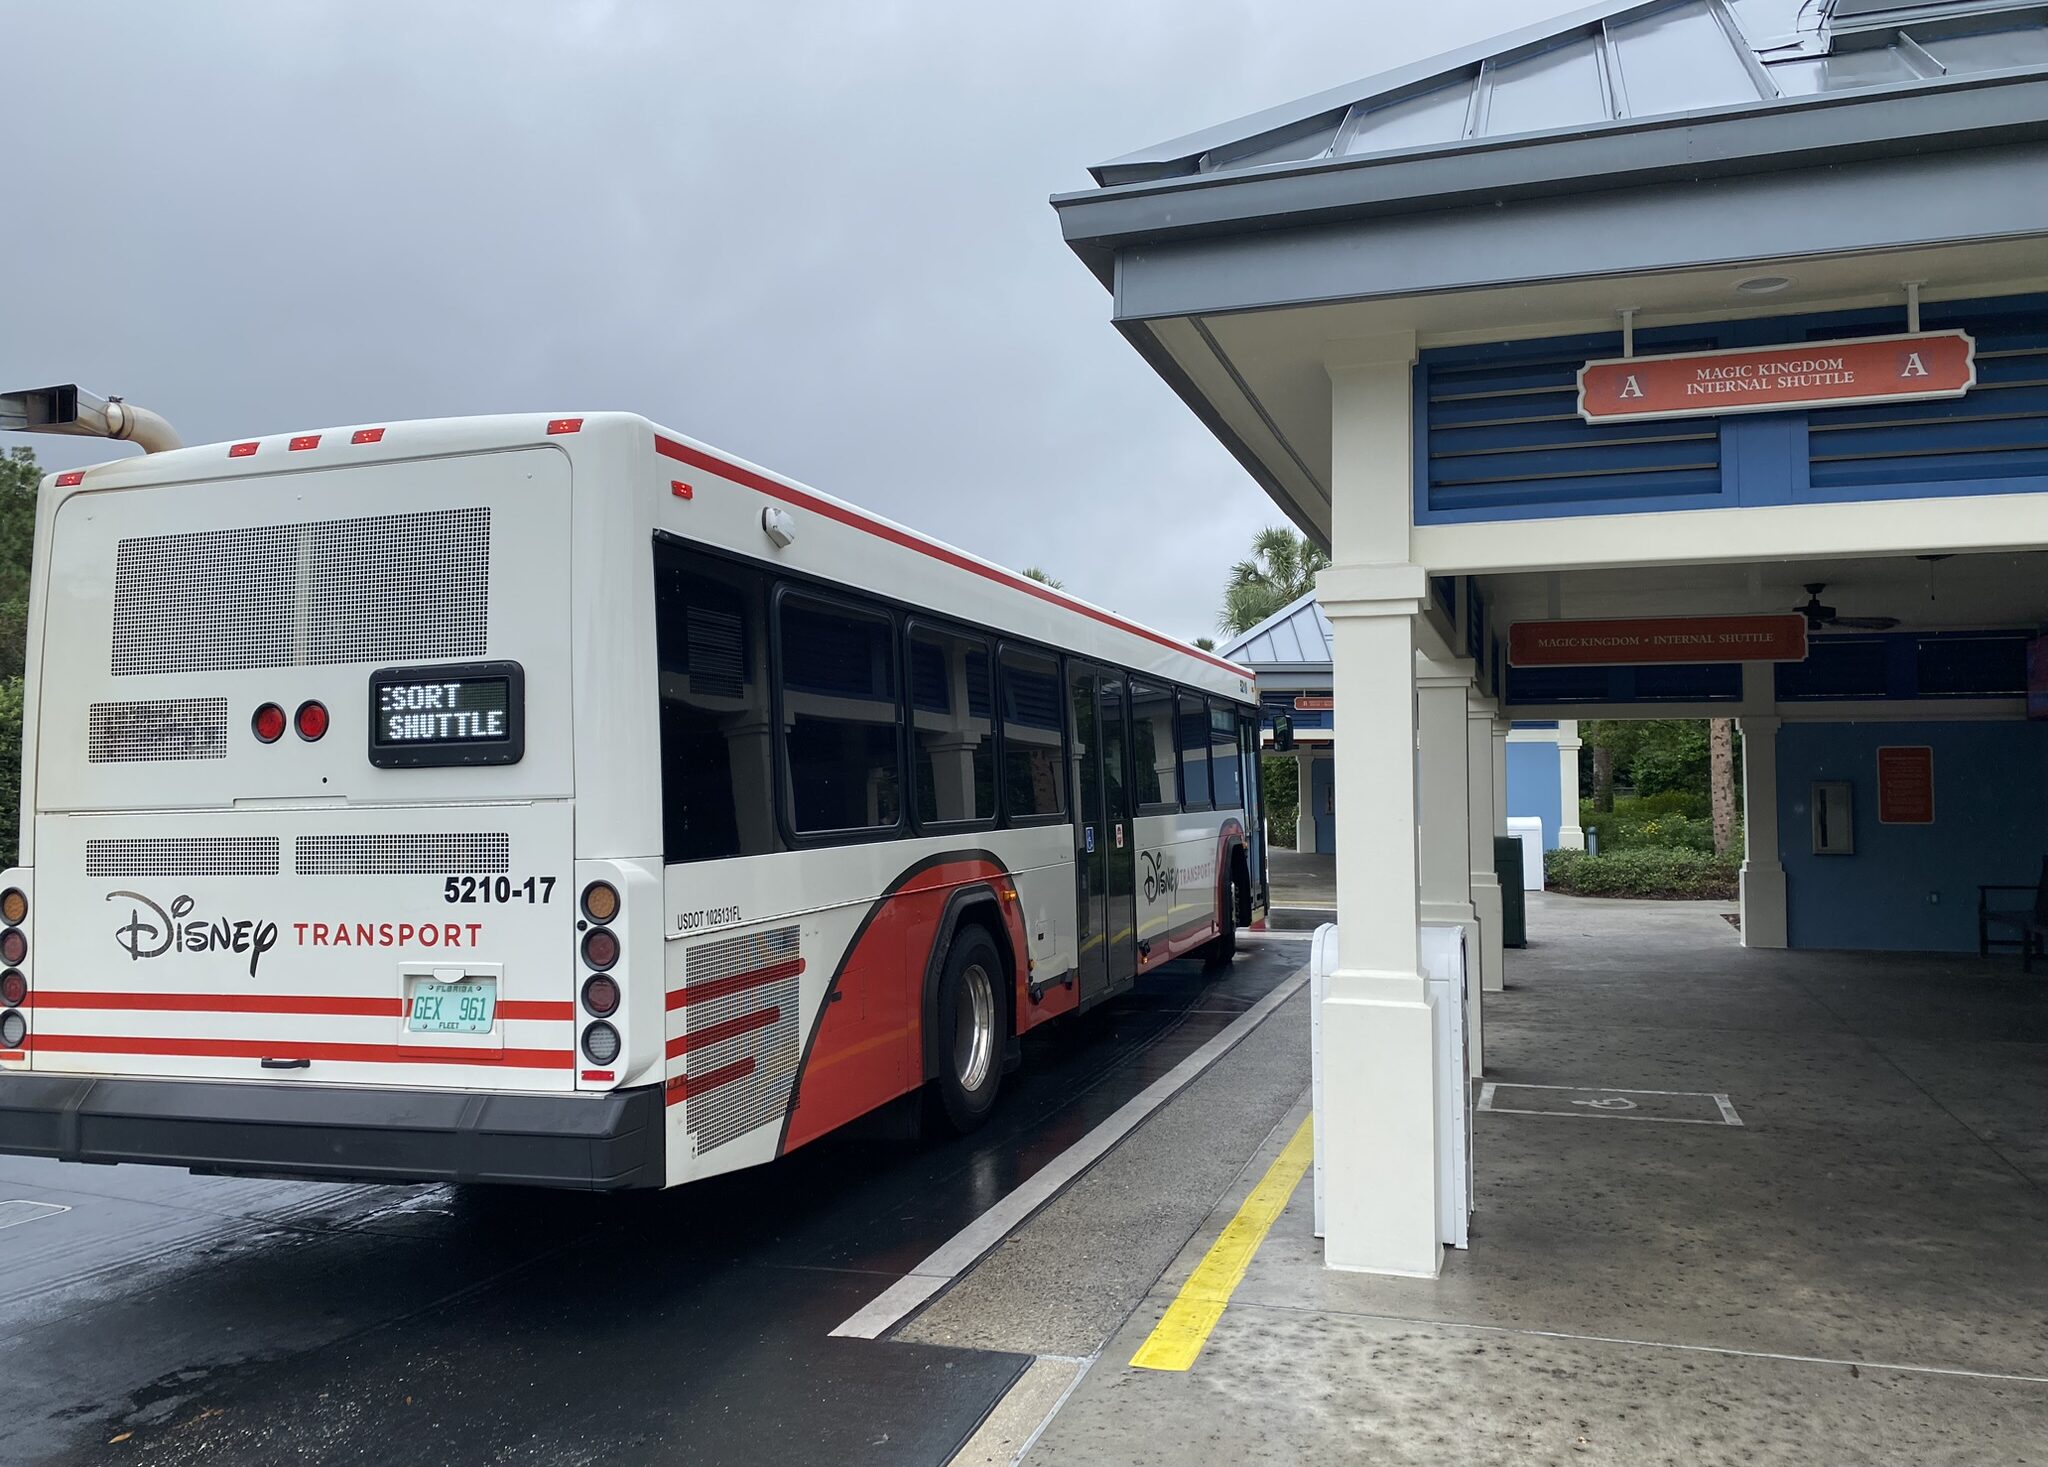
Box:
909, 623, 996, 828
778, 594, 903, 837
652, 543, 779, 863
1130, 679, 1178, 810
998, 647, 1064, 821
1209, 703, 1243, 810
1177, 691, 1212, 810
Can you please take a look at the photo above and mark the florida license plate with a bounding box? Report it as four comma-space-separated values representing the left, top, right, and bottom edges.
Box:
408, 977, 497, 1034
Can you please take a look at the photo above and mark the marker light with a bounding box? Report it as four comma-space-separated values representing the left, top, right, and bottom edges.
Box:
295, 700, 330, 741
0, 888, 25, 925
581, 1021, 620, 1066
0, 971, 24, 1006
0, 930, 24, 966
581, 974, 620, 1017
252, 703, 287, 743
582, 927, 620, 971
0, 1010, 23, 1048
581, 882, 620, 924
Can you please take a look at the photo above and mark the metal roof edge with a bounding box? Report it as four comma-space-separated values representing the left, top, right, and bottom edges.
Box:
1055, 70, 2048, 266
1218, 588, 1326, 661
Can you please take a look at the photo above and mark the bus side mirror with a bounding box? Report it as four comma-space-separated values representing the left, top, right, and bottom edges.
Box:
1273, 714, 1295, 751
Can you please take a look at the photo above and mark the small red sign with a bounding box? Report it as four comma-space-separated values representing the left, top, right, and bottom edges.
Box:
1578, 331, 1974, 422
1293, 695, 1333, 711
1877, 746, 1935, 825
1508, 615, 1807, 668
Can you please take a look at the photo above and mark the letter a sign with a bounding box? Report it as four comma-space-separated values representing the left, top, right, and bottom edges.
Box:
1578, 331, 1975, 423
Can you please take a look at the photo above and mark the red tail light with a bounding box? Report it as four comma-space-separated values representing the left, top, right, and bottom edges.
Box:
581, 974, 620, 1017
582, 928, 620, 971
252, 703, 286, 743
0, 930, 24, 966
295, 700, 329, 741
0, 971, 24, 1006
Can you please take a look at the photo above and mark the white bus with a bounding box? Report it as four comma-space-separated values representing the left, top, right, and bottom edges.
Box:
0, 398, 1266, 1189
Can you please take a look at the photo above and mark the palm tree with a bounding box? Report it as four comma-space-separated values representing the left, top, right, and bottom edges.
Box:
1219, 528, 1327, 635
1021, 567, 1063, 590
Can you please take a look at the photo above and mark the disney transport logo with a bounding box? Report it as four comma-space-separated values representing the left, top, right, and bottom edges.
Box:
108, 891, 280, 978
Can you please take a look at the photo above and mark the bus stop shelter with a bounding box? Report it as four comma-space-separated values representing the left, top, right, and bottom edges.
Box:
1054, 0, 2048, 1276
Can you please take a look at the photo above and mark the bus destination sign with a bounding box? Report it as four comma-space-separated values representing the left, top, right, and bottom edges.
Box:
367, 662, 526, 768
1577, 330, 1975, 423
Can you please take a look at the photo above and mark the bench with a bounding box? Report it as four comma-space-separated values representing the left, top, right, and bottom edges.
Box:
1978, 855, 2048, 972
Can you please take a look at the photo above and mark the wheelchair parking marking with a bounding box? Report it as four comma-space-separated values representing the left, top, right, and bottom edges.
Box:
1479, 1083, 1743, 1127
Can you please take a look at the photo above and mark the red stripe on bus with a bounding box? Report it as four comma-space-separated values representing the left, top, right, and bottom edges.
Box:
663, 1006, 779, 1060
28, 992, 572, 1022
24, 1035, 570, 1068
653, 434, 1253, 680
664, 1055, 755, 1106
665, 958, 804, 1011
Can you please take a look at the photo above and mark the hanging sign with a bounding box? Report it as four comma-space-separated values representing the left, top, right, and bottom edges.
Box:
1577, 330, 1974, 423
1876, 746, 1935, 825
1509, 614, 1807, 668
1293, 695, 1334, 711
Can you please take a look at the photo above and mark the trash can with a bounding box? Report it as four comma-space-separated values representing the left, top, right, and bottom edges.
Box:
1495, 836, 1528, 949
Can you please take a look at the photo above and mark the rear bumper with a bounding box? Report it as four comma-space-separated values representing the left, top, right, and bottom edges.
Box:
0, 1073, 666, 1190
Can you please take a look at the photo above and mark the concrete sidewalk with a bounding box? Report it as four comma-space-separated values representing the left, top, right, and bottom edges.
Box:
1012, 897, 2048, 1465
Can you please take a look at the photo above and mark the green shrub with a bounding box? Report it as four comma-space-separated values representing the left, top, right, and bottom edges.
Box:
1260, 754, 1299, 847
1580, 794, 1729, 854
1545, 846, 1738, 900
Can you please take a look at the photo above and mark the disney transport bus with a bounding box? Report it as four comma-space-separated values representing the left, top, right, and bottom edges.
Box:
0, 404, 1265, 1190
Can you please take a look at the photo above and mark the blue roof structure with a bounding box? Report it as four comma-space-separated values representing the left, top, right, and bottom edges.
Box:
1219, 592, 1334, 671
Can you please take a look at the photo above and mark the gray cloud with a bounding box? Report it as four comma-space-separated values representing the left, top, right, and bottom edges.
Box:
2, 0, 1538, 641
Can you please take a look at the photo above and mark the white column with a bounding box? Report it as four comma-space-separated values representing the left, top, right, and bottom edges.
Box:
1492, 717, 1511, 841
1418, 656, 1481, 1075
1294, 749, 1316, 853
1556, 719, 1585, 850
1467, 695, 1505, 995
1738, 716, 1788, 948
1318, 336, 1440, 1279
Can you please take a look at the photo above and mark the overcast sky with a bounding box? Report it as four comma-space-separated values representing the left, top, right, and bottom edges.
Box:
1, 0, 1545, 644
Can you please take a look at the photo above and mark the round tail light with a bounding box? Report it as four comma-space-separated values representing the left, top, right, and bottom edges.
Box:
0, 971, 23, 1006
0, 888, 25, 925
0, 1010, 24, 1048
295, 700, 330, 741
581, 881, 620, 924
0, 929, 24, 966
581, 1021, 620, 1066
582, 927, 620, 971
581, 973, 620, 1017
252, 703, 287, 743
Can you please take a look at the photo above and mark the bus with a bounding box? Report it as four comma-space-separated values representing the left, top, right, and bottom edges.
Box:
0, 403, 1266, 1190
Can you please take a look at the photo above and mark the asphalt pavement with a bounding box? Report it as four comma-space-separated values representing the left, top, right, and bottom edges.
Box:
0, 946, 1301, 1467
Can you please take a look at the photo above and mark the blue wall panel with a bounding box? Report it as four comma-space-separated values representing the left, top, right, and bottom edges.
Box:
1310, 755, 1337, 854
1507, 741, 1563, 850
1777, 720, 2048, 953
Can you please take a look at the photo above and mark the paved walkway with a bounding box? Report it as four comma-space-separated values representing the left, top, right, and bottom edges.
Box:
1002, 898, 2048, 1465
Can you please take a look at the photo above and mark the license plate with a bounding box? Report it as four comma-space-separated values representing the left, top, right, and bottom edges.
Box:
407, 978, 497, 1034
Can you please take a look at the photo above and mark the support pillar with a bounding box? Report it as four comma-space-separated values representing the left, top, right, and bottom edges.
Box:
1738, 716, 1788, 948
1418, 657, 1481, 1074
1556, 719, 1585, 850
1294, 749, 1316, 853
1316, 334, 1440, 1279
1467, 695, 1505, 995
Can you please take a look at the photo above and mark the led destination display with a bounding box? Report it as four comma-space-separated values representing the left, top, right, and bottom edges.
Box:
367, 662, 525, 768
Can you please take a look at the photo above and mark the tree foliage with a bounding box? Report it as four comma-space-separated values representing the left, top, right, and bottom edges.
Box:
1219, 528, 1326, 636
1020, 566, 1063, 590
0, 448, 38, 682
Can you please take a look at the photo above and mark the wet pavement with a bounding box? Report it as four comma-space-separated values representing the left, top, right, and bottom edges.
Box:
0, 946, 1299, 1467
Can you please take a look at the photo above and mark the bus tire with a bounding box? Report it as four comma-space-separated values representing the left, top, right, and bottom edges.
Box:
931, 925, 1006, 1133
1202, 879, 1238, 971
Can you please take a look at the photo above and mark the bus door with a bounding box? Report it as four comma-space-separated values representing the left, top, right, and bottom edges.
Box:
1096, 673, 1138, 998
1067, 662, 1137, 1007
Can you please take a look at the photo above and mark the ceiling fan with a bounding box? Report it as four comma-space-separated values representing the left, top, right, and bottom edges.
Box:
1794, 582, 1899, 632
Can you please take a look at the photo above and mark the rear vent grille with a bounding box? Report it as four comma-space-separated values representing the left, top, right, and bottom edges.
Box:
682, 924, 803, 1153
112, 507, 490, 676
87, 836, 280, 878
296, 833, 510, 876
87, 697, 229, 762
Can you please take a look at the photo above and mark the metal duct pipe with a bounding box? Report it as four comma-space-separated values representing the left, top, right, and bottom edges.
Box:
0, 384, 184, 453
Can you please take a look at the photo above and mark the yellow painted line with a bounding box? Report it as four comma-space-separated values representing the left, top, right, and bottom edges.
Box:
1130, 1115, 1313, 1372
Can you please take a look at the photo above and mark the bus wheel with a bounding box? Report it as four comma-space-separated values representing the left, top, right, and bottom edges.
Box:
1202, 882, 1239, 972
932, 926, 1005, 1133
